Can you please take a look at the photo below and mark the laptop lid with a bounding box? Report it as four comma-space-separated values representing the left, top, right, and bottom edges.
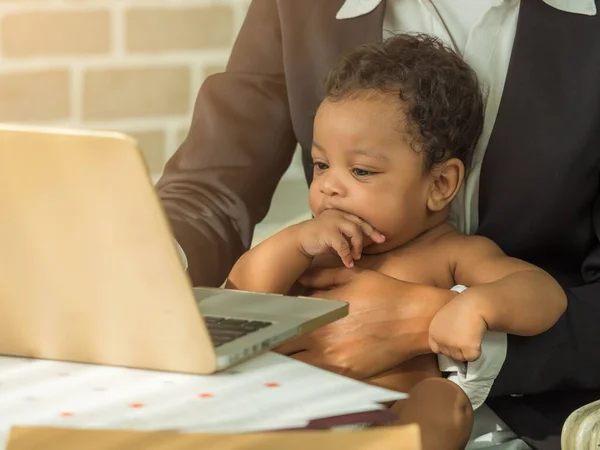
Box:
0, 125, 218, 374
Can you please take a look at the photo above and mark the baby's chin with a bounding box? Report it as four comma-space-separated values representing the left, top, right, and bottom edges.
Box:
361, 236, 403, 255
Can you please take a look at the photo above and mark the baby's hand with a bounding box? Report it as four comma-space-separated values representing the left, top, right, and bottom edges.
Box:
295, 209, 385, 268
428, 297, 488, 362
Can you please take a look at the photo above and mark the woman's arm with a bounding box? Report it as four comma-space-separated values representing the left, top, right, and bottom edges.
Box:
157, 0, 297, 288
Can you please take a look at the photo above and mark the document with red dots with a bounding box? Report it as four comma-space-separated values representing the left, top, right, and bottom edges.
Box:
0, 352, 406, 447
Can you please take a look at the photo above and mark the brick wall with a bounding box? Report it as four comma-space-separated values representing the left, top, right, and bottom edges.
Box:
0, 0, 309, 238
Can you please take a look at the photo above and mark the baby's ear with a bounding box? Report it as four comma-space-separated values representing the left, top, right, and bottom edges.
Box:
426, 158, 464, 212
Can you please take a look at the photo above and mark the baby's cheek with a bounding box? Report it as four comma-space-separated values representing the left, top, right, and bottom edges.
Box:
376, 211, 411, 241
307, 186, 321, 215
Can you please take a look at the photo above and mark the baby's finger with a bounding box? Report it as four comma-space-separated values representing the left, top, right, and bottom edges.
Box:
429, 337, 441, 355
343, 214, 385, 243
449, 347, 468, 362
330, 234, 354, 268
462, 345, 482, 362
436, 344, 451, 358
337, 221, 363, 259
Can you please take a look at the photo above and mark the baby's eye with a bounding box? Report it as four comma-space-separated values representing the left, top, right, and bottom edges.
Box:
352, 168, 372, 177
314, 162, 329, 171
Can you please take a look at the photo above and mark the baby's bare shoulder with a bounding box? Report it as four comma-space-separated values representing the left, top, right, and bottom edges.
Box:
434, 229, 506, 278
436, 229, 497, 252
415, 223, 465, 251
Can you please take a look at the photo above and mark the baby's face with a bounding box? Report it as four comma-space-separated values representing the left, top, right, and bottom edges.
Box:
309, 95, 433, 254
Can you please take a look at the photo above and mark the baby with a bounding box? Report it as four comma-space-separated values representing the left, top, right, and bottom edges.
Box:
226, 33, 566, 436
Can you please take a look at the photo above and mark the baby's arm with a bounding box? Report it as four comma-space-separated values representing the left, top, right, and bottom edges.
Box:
429, 234, 566, 361
452, 235, 566, 335
226, 209, 385, 294
226, 225, 312, 294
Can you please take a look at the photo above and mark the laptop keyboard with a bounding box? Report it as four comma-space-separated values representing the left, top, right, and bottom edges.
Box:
204, 316, 273, 347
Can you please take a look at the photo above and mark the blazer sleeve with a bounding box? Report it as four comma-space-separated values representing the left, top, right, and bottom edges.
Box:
156, 0, 298, 287
490, 196, 600, 396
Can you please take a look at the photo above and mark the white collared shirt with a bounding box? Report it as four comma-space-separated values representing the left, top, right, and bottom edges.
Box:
336, 1, 596, 448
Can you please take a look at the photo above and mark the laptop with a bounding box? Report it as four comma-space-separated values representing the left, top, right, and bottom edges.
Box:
0, 124, 348, 374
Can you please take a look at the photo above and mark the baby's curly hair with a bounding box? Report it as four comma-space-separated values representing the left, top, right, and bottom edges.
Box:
325, 33, 483, 173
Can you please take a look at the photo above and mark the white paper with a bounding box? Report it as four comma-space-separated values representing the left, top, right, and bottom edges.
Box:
0, 352, 405, 446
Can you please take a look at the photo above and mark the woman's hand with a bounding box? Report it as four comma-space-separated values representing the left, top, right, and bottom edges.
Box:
275, 266, 457, 380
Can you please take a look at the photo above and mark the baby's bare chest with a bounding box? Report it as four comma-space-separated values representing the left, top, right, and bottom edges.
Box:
311, 245, 455, 289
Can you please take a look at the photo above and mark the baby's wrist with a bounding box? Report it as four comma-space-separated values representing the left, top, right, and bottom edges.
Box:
287, 222, 315, 262
459, 287, 495, 329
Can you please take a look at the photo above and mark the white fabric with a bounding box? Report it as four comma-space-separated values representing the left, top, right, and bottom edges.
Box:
466, 405, 532, 450
429, 0, 498, 53
545, 0, 597, 14
438, 331, 508, 410
442, 286, 508, 411
336, 0, 596, 19
443, 285, 505, 412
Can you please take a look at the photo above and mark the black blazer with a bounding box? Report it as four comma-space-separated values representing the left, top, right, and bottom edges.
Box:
157, 1, 600, 448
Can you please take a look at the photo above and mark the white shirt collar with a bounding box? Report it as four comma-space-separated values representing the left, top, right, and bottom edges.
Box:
336, 0, 597, 19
